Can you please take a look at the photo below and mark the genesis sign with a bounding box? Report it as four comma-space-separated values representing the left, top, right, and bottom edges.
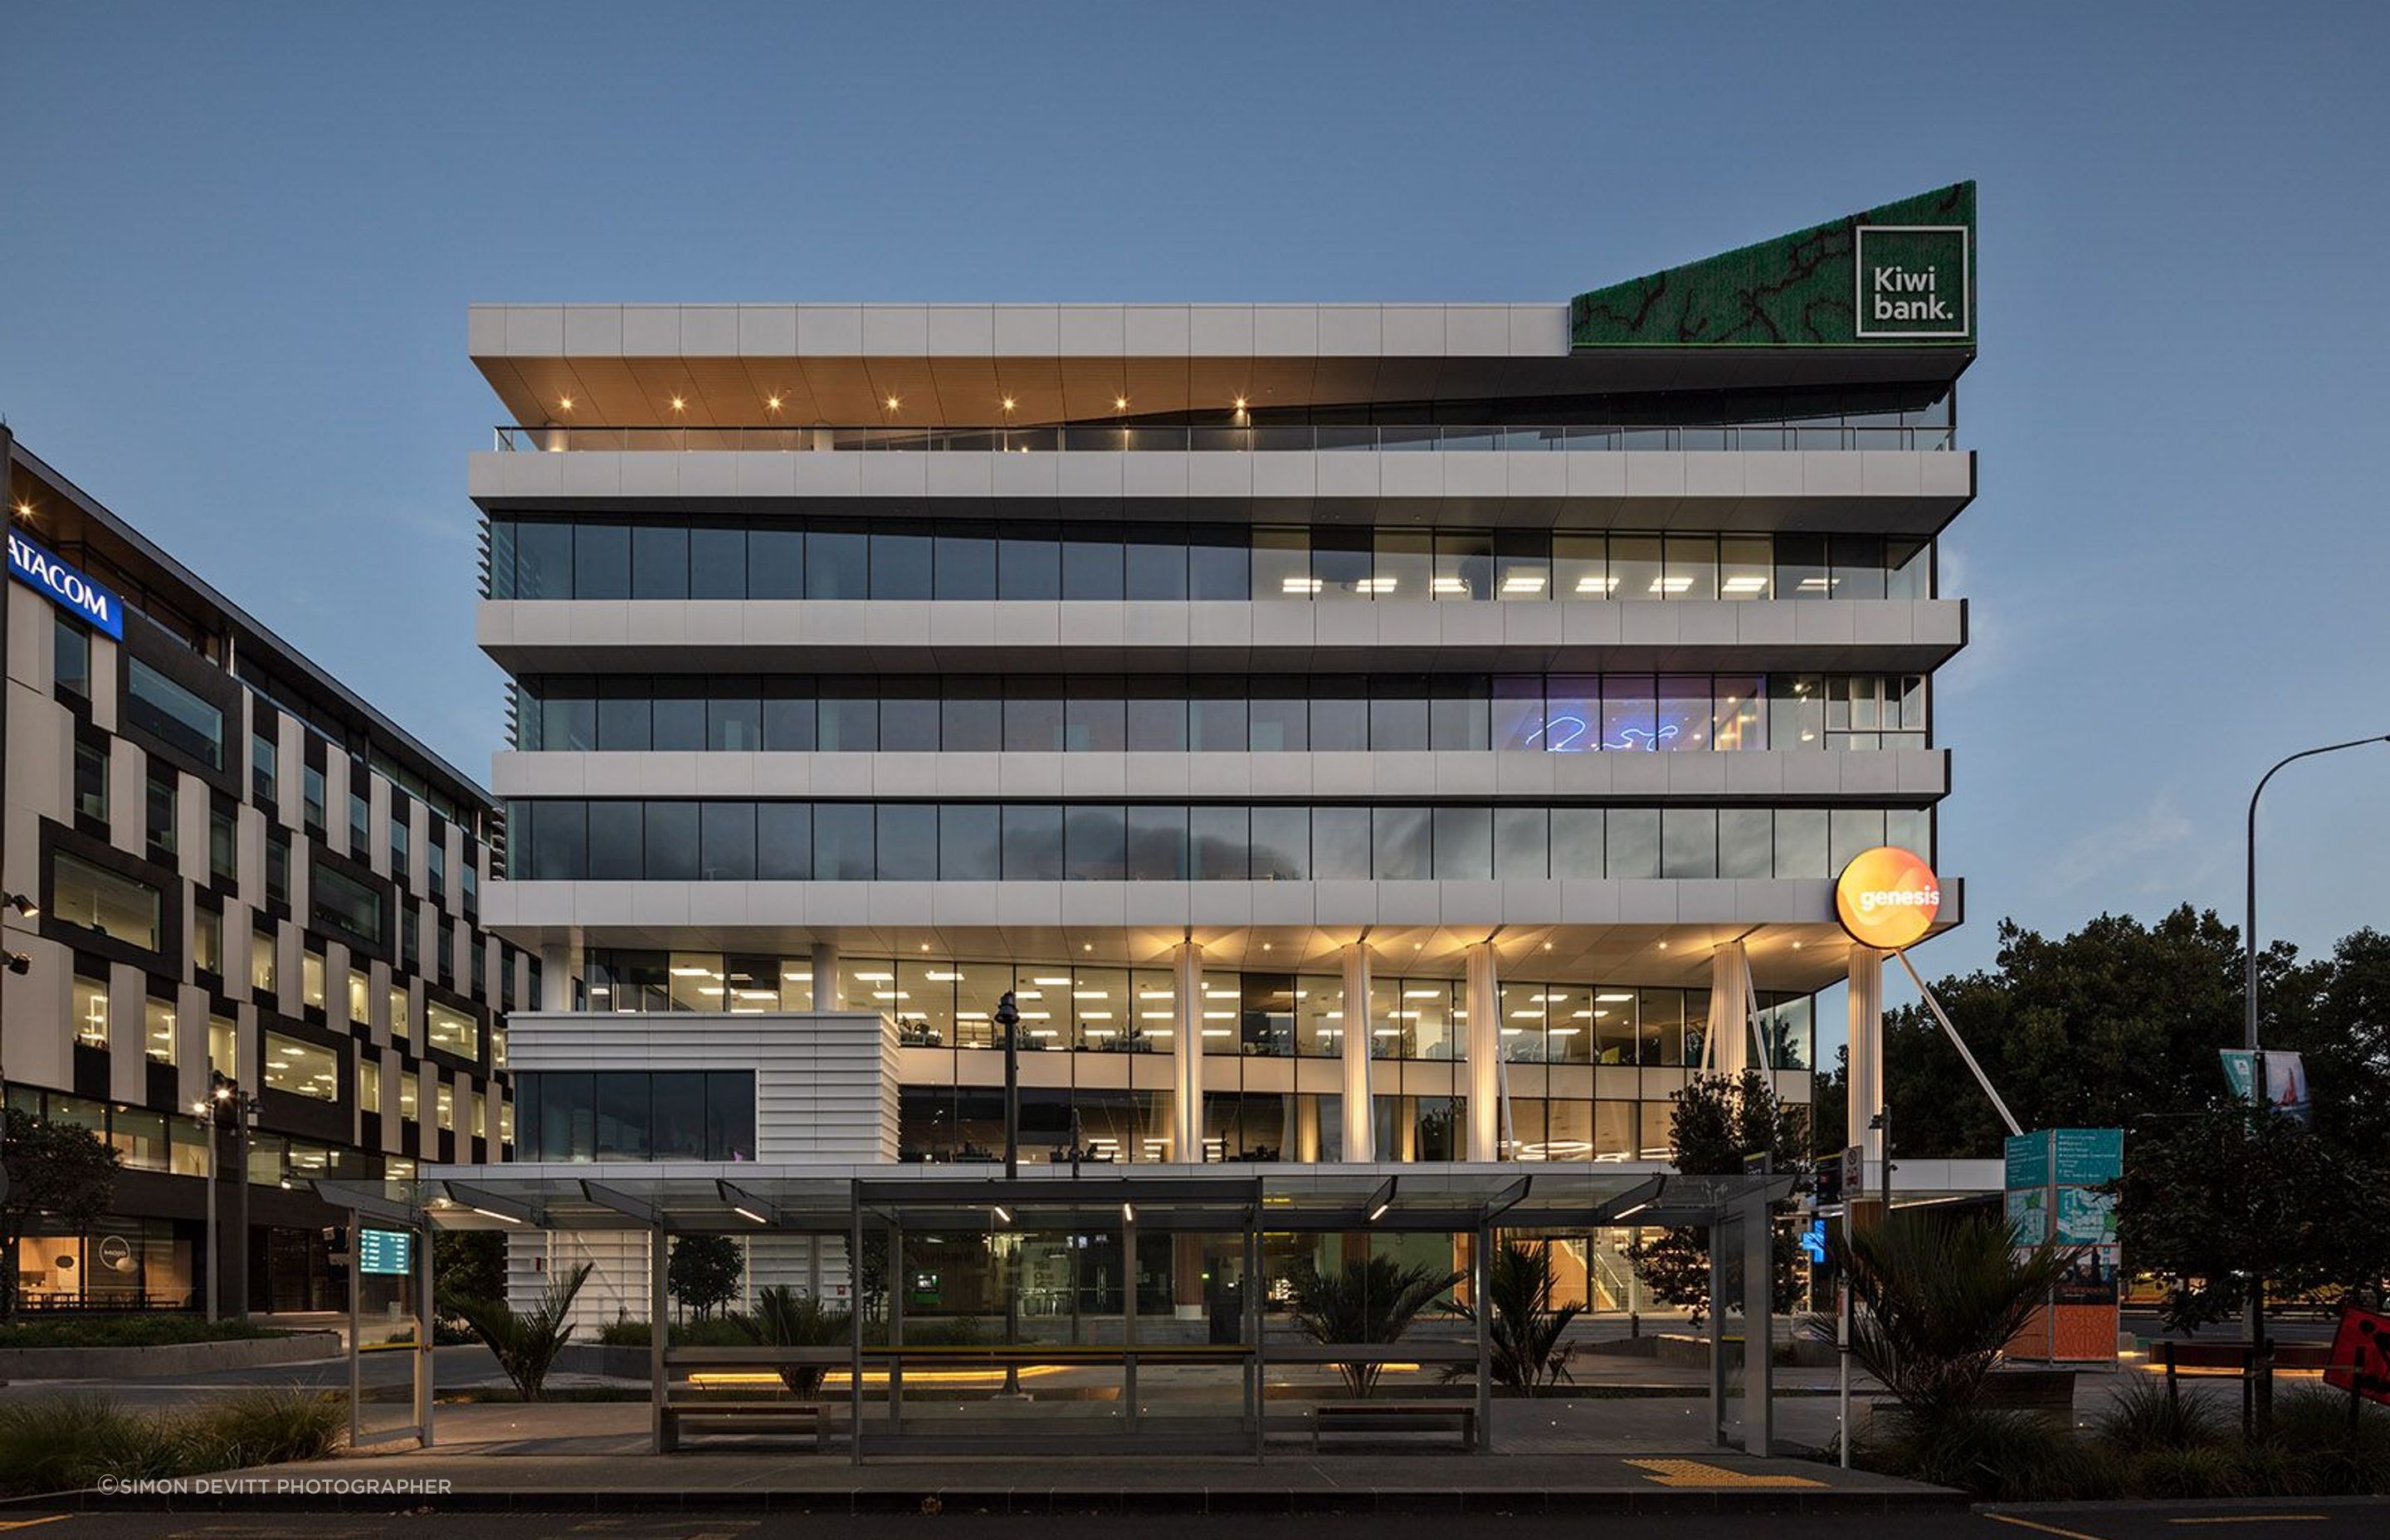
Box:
7, 532, 123, 639
1855, 225, 1969, 339
1834, 846, 1942, 951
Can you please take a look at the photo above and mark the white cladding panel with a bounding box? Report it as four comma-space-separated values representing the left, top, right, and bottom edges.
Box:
508, 1010, 900, 1162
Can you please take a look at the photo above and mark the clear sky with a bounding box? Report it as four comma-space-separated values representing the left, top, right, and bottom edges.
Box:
4, 1, 2385, 1054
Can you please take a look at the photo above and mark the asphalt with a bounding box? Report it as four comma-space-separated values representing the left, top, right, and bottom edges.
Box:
2, 1499, 2387, 1535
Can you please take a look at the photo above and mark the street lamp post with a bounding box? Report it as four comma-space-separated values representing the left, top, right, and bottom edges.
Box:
995, 991, 1021, 1179
190, 1098, 218, 1321
204, 1072, 261, 1323
2239, 733, 2390, 1432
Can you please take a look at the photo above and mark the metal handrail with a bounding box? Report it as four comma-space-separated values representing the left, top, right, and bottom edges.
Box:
492, 422, 1955, 454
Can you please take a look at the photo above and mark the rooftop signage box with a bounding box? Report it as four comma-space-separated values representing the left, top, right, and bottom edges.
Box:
7, 530, 124, 639
1570, 182, 1975, 348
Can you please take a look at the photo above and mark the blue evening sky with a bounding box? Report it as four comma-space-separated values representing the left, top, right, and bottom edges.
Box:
4, 2, 2384, 1056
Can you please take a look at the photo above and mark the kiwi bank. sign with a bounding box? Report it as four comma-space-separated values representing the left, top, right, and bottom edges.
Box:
8, 531, 124, 639
1855, 225, 1970, 339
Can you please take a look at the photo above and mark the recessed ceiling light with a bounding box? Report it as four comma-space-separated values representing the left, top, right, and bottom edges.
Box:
1233, 397, 1246, 409
885, 395, 900, 411
1001, 397, 1016, 411
669, 396, 685, 411
1113, 396, 1128, 411
766, 395, 783, 410
557, 397, 573, 411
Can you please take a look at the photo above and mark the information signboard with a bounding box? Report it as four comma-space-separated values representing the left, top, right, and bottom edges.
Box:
356, 1227, 413, 1278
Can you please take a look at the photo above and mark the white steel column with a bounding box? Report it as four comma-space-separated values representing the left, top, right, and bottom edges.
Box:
1339, 943, 1376, 1161
1847, 948, 1885, 1168
1171, 940, 1205, 1162
537, 942, 573, 1010
1706, 940, 1752, 1076
1464, 941, 1501, 1162
810, 943, 841, 1011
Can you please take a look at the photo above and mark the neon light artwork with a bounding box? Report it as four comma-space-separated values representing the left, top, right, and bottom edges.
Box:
1520, 715, 1680, 752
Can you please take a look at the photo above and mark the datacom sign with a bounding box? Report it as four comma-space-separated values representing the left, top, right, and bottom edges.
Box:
7, 531, 124, 639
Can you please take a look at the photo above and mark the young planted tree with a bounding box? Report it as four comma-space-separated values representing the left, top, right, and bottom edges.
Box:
666, 1234, 744, 1321
0, 1109, 122, 1318
1284, 1254, 1462, 1398
443, 1260, 595, 1401
1445, 1240, 1583, 1394
1625, 1070, 1807, 1325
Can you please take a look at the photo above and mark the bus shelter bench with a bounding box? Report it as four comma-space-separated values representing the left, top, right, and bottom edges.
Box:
660, 1398, 827, 1452
1311, 1401, 1476, 1451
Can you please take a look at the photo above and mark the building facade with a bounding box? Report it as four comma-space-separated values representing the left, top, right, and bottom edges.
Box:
2, 433, 519, 1312
467, 188, 1976, 1311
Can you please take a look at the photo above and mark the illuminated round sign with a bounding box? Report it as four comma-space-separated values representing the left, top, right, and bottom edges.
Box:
1834, 846, 1941, 950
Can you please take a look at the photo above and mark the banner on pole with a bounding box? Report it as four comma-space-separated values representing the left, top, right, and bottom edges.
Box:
2324, 1306, 2390, 1407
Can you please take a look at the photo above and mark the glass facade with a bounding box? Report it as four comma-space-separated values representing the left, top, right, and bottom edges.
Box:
488, 519, 1930, 605
514, 1070, 757, 1162
510, 798, 1929, 884
511, 672, 1925, 754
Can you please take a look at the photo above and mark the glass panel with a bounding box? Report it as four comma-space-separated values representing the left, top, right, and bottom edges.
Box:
427, 1003, 477, 1057
126, 659, 225, 769
1554, 534, 1611, 598
264, 1033, 338, 1101
53, 854, 161, 950
937, 804, 1000, 880
1661, 536, 1717, 601
1609, 535, 1662, 600
1719, 536, 1772, 600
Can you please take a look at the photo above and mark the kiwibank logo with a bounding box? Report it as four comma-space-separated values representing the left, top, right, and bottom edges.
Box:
1854, 224, 1970, 339
7, 531, 124, 639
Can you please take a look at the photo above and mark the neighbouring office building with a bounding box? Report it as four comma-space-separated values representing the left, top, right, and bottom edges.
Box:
458, 184, 1981, 1322
2, 431, 519, 1312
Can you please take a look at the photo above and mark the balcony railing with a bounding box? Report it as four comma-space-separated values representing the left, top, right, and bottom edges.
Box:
492, 422, 1957, 454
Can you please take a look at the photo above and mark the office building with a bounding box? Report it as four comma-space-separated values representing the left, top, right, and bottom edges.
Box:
2, 431, 517, 1311
461, 184, 1978, 1317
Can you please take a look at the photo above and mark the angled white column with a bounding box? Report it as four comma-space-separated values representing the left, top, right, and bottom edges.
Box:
1171, 940, 1205, 1162
1847, 947, 1885, 1168
810, 943, 841, 1011
1464, 941, 1502, 1162
1706, 940, 1753, 1076
1339, 943, 1375, 1162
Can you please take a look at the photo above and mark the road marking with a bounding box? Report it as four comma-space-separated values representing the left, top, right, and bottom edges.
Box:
0, 1519, 69, 1533
1622, 1457, 1826, 1489
2168, 1519, 2326, 1526
1984, 1516, 2108, 1540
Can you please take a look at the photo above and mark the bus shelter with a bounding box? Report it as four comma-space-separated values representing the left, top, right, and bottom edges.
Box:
319, 1165, 1797, 1460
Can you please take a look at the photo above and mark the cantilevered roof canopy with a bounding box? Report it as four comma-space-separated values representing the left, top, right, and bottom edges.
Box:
315, 1162, 1794, 1235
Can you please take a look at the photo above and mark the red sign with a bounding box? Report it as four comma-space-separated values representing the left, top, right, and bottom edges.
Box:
2324, 1306, 2390, 1406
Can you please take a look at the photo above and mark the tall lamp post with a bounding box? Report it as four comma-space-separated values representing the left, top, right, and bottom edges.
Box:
200, 1072, 261, 1323
2240, 733, 2389, 1429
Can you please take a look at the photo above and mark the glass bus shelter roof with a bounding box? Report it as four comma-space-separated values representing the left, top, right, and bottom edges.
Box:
314, 1162, 1793, 1235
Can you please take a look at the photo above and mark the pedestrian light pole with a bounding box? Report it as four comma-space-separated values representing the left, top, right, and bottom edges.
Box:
2240, 733, 2389, 1429
995, 991, 1021, 1179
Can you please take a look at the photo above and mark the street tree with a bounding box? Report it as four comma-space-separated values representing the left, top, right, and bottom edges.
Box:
1627, 1070, 1807, 1324
666, 1233, 744, 1319
0, 1107, 121, 1318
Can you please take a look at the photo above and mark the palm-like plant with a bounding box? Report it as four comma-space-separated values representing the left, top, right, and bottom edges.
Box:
443, 1260, 594, 1402
1827, 1213, 2071, 1426
738, 1284, 851, 1398
1284, 1255, 1462, 1398
1446, 1241, 1583, 1394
